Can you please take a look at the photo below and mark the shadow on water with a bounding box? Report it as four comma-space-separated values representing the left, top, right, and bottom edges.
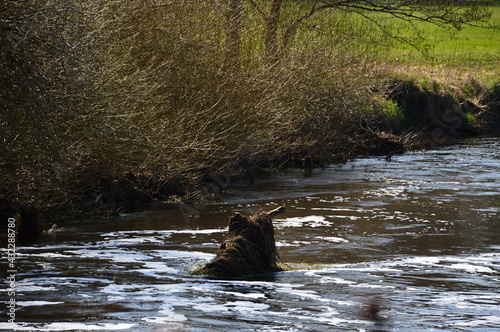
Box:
1, 136, 499, 331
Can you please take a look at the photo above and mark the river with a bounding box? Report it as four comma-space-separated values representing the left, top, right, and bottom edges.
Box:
1, 136, 499, 331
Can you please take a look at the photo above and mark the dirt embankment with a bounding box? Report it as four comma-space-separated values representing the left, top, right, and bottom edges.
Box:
389, 79, 500, 141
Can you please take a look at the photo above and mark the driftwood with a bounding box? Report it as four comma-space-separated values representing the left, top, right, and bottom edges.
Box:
194, 206, 285, 277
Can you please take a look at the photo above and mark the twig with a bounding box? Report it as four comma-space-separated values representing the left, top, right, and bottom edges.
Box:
268, 206, 286, 217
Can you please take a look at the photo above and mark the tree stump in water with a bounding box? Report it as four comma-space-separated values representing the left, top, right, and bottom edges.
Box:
194, 206, 285, 277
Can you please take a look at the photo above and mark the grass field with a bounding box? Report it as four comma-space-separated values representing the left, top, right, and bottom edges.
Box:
383, 5, 500, 85
282, 3, 499, 85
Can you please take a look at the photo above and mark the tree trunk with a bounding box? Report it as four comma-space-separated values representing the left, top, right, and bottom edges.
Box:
225, 0, 243, 70
264, 0, 283, 63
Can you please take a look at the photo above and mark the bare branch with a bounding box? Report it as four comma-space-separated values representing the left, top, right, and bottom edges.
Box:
245, 0, 267, 19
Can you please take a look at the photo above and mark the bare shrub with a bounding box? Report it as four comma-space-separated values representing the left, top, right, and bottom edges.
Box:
0, 1, 98, 211
92, 0, 389, 172
0, 0, 407, 218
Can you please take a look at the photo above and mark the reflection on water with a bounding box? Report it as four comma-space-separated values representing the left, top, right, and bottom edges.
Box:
1, 136, 499, 331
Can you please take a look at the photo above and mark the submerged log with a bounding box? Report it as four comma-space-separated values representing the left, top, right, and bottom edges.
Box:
194, 206, 285, 277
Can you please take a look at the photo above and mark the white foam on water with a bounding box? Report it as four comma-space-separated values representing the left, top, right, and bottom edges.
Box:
316, 305, 339, 317
35, 262, 55, 270
316, 236, 349, 243
280, 288, 324, 302
65, 248, 152, 264
45, 322, 137, 331
16, 281, 57, 292
384, 253, 500, 276
313, 207, 352, 211
142, 307, 187, 323
191, 298, 271, 317
454, 315, 500, 327
0, 322, 136, 331
263, 305, 369, 328
154, 283, 196, 294
172, 228, 226, 235
105, 236, 164, 244
211, 279, 295, 290
275, 215, 332, 228
396, 256, 442, 266
137, 261, 179, 277
101, 283, 140, 295
192, 302, 229, 313
276, 240, 312, 247
63, 248, 101, 259
316, 317, 370, 327
17, 301, 64, 307
152, 249, 214, 260
102, 228, 224, 238
432, 293, 500, 307
17, 252, 72, 259
226, 300, 270, 311
106, 295, 126, 301
333, 265, 401, 273
102, 230, 160, 237
318, 276, 356, 285
219, 291, 267, 299
353, 283, 396, 290
448, 263, 495, 274
362, 186, 407, 198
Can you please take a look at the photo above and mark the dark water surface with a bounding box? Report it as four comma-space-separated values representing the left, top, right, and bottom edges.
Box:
2, 136, 499, 331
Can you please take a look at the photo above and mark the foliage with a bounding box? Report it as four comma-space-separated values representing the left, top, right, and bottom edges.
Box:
379, 99, 405, 120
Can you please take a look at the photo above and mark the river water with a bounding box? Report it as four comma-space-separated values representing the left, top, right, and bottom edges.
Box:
2, 136, 499, 331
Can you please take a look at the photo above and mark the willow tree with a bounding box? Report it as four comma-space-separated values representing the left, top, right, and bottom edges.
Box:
226, 0, 492, 65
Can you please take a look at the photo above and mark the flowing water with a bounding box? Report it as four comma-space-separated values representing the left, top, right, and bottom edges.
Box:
2, 136, 500, 331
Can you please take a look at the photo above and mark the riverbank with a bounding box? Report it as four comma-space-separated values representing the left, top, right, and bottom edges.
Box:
388, 74, 500, 140
1, 1, 499, 238
2, 74, 499, 239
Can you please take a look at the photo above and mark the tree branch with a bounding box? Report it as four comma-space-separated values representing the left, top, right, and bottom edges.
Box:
245, 0, 267, 19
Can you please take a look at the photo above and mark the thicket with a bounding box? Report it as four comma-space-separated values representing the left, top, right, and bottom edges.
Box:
1, 1, 99, 217
1, 0, 495, 222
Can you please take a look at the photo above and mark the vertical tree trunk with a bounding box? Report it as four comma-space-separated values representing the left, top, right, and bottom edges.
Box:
264, 0, 283, 63
225, 0, 243, 70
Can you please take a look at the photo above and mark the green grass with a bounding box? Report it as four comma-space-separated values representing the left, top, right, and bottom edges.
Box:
277, 3, 499, 85
384, 5, 500, 83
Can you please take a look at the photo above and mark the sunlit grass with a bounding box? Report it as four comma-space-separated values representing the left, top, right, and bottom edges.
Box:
384, 5, 500, 85
279, 3, 499, 85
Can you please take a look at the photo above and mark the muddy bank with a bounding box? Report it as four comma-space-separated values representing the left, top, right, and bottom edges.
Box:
387, 78, 500, 141
0, 172, 189, 240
